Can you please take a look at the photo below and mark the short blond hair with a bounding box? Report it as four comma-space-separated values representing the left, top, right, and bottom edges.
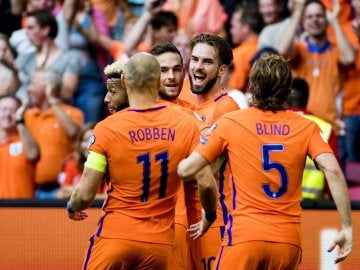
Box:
104, 60, 127, 79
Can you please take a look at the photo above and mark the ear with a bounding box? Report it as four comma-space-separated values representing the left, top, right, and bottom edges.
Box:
219, 64, 227, 76
42, 25, 50, 37
121, 75, 126, 89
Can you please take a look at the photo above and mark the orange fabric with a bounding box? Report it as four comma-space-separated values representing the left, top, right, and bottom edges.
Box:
84, 236, 172, 269
321, 0, 352, 25
178, 78, 197, 106
187, 226, 223, 270
89, 105, 200, 245
168, 223, 189, 270
196, 108, 333, 248
24, 105, 83, 184
189, 0, 227, 35
343, 45, 360, 116
291, 41, 341, 133
0, 135, 35, 198
187, 89, 239, 227
214, 241, 302, 270
110, 41, 151, 61
227, 38, 258, 91
194, 88, 240, 131
186, 89, 239, 269
58, 152, 106, 194
59, 152, 81, 186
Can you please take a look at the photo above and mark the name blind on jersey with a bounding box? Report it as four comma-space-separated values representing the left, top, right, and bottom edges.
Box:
129, 127, 176, 144
256, 123, 290, 135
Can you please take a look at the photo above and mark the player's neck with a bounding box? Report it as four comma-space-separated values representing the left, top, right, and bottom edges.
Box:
196, 84, 222, 105
128, 92, 157, 109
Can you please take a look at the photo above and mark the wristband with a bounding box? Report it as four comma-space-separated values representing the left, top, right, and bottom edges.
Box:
204, 211, 217, 223
16, 119, 25, 125
66, 201, 75, 214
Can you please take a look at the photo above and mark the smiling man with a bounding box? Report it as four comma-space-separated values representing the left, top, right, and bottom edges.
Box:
185, 33, 239, 270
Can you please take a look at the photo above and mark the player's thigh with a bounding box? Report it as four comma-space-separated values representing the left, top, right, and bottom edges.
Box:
83, 236, 172, 270
188, 226, 223, 270
214, 241, 301, 270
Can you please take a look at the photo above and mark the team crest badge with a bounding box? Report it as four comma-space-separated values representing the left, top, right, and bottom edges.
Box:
200, 136, 208, 145
9, 142, 22, 156
88, 135, 96, 148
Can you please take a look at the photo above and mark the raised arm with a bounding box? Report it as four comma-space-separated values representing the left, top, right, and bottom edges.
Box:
15, 99, 40, 162
326, 0, 356, 65
123, 0, 163, 56
278, 0, 305, 58
315, 152, 353, 264
46, 82, 80, 139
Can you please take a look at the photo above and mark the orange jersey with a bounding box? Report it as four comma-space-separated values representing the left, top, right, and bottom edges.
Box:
194, 88, 239, 131
0, 135, 35, 198
89, 105, 200, 245
291, 40, 341, 132
187, 89, 239, 228
25, 105, 84, 184
227, 38, 258, 91
178, 78, 197, 106
196, 107, 333, 248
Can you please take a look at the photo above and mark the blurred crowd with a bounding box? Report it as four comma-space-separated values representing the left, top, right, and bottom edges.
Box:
0, 0, 359, 200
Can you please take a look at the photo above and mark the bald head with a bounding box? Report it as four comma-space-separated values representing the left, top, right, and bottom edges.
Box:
124, 52, 161, 91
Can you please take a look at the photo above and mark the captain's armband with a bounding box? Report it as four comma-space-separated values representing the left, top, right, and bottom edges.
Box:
84, 151, 107, 172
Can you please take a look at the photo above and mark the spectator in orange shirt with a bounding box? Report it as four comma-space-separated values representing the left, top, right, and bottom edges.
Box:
227, 5, 264, 92
67, 52, 217, 269
178, 53, 353, 269
0, 94, 39, 199
278, 0, 355, 136
25, 68, 83, 199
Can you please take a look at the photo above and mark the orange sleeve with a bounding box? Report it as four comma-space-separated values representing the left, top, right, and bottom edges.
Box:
195, 117, 229, 163
307, 122, 334, 160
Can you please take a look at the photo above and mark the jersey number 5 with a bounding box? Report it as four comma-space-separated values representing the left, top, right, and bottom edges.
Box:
261, 144, 288, 199
137, 151, 169, 203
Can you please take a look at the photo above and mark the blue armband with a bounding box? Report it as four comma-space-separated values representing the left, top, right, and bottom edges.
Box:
66, 201, 75, 214
205, 211, 217, 222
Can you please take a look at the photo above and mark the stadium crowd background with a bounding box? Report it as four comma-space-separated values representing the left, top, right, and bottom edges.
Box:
0, 0, 359, 201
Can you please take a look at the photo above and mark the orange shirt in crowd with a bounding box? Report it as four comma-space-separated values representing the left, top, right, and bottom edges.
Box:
89, 105, 199, 245
0, 135, 36, 198
24, 105, 83, 184
196, 107, 333, 248
291, 40, 341, 133
227, 38, 258, 92
110, 40, 150, 61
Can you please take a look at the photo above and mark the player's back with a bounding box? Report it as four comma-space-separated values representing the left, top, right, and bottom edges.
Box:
215, 107, 332, 247
90, 105, 199, 244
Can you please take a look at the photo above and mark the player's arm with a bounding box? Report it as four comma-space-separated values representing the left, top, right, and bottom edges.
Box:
178, 151, 209, 182
314, 152, 353, 264
278, 0, 305, 58
67, 151, 106, 221
178, 152, 218, 239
